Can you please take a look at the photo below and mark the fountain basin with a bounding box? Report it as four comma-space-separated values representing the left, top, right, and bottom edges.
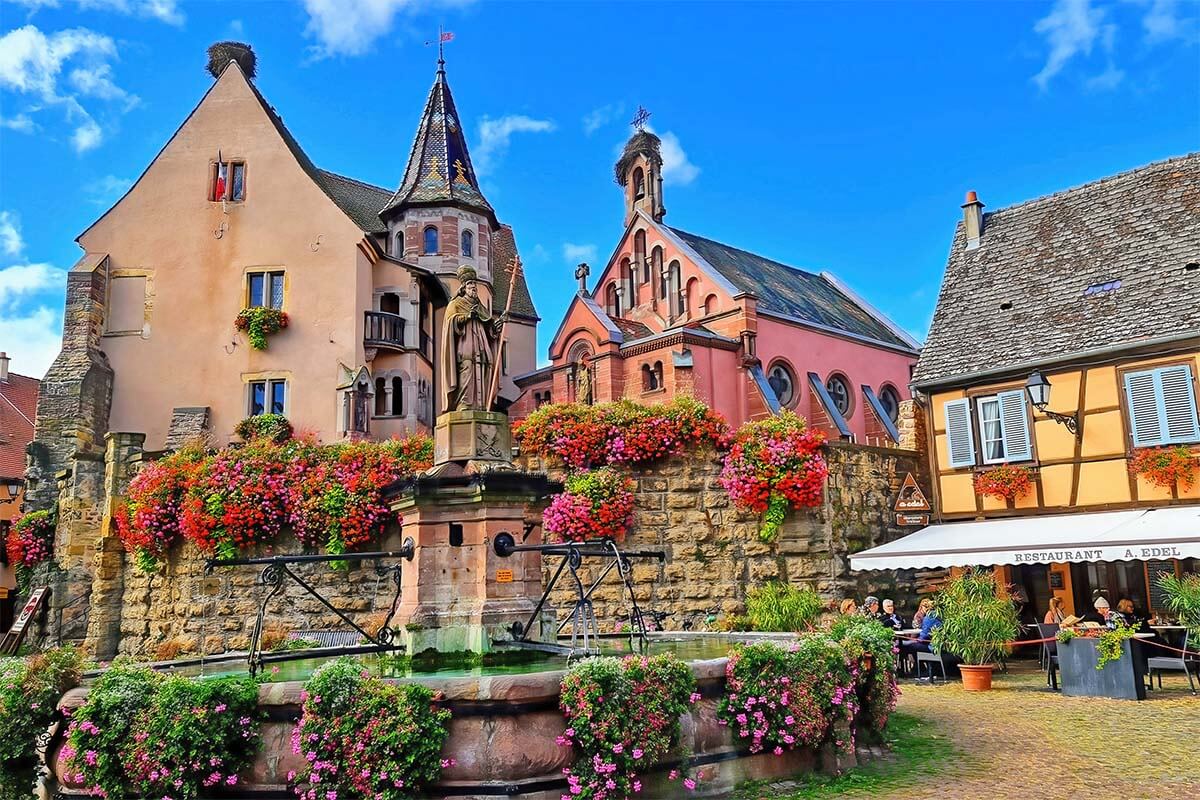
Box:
46, 634, 864, 799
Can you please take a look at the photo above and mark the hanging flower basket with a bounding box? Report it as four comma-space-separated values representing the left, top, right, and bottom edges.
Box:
973, 465, 1033, 502
234, 307, 289, 350
1128, 446, 1196, 490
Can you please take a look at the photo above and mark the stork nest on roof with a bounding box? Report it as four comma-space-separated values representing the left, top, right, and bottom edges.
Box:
207, 41, 257, 80
614, 130, 663, 185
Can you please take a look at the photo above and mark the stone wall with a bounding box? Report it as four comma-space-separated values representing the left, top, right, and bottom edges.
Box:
57, 436, 930, 657
519, 442, 931, 632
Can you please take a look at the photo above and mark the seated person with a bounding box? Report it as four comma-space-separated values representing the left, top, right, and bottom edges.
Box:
839, 598, 858, 616
862, 595, 882, 622
1114, 597, 1152, 633
880, 599, 906, 630
901, 607, 942, 656
1079, 596, 1111, 625
911, 597, 934, 628
1044, 596, 1066, 625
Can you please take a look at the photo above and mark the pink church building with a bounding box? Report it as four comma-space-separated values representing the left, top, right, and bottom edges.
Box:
515, 126, 920, 444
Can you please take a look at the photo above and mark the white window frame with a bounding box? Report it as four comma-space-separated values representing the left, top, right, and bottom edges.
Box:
248, 378, 287, 416
246, 269, 285, 310
978, 396, 1005, 463
974, 389, 1033, 465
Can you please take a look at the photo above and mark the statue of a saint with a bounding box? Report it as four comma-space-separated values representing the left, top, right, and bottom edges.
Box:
441, 265, 502, 412
576, 357, 592, 405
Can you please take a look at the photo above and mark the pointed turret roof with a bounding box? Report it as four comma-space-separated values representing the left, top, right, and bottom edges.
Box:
383, 63, 495, 223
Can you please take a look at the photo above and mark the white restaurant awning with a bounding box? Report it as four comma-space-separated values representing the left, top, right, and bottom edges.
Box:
850, 506, 1200, 571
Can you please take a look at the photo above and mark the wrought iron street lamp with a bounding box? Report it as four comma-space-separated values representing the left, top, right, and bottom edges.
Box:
1025, 371, 1079, 436
1, 479, 21, 504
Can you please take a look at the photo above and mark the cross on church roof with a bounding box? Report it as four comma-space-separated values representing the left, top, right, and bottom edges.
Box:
630, 106, 651, 131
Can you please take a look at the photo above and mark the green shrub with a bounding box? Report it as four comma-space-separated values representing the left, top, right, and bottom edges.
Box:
931, 570, 1019, 665
746, 582, 823, 631
1158, 572, 1200, 638
559, 654, 697, 798
0, 647, 83, 796
291, 658, 451, 800
63, 665, 261, 799
234, 413, 293, 443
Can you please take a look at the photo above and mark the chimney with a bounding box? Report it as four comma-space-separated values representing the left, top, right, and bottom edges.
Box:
0, 352, 8, 382
962, 190, 985, 250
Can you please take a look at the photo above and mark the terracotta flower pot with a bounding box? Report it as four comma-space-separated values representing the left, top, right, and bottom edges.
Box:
959, 664, 995, 691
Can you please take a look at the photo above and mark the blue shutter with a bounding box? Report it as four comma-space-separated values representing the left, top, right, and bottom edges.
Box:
944, 398, 976, 468
1125, 370, 1163, 446
998, 390, 1033, 462
1159, 364, 1200, 444
1125, 366, 1200, 446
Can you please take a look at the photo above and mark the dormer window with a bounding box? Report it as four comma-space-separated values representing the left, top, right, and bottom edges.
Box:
461, 229, 473, 258
211, 159, 245, 201
423, 226, 439, 255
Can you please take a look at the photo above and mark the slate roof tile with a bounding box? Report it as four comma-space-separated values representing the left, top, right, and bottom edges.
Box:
913, 153, 1200, 387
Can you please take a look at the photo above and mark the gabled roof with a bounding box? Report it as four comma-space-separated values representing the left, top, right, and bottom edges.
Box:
0, 371, 38, 479
491, 225, 538, 320
383, 65, 494, 221
547, 292, 624, 359
666, 227, 915, 351
913, 153, 1200, 387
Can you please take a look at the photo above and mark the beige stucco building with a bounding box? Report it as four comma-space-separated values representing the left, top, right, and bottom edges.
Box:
41, 45, 537, 457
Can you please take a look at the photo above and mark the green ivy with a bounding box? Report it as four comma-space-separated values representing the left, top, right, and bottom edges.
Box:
1095, 621, 1139, 671
234, 307, 289, 351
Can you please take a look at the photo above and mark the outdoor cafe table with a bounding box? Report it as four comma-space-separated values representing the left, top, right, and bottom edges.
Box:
1058, 631, 1153, 701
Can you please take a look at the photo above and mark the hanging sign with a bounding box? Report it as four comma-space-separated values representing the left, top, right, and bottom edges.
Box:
895, 513, 930, 527
894, 473, 931, 512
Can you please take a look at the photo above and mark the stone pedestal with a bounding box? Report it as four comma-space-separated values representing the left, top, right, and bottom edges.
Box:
389, 471, 558, 654
433, 409, 512, 471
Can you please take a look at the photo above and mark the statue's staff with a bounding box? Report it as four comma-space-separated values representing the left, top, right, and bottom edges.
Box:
486, 255, 522, 410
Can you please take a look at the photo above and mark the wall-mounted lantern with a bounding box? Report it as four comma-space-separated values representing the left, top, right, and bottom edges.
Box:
1025, 371, 1079, 436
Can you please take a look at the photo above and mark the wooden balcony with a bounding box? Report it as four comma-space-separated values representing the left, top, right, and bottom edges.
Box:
364, 311, 406, 351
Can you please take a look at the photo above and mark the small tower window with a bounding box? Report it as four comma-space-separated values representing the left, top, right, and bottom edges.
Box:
374, 377, 388, 416
652, 247, 664, 297
634, 230, 647, 282
461, 229, 474, 258
423, 226, 439, 255
393, 231, 404, 256
633, 167, 645, 199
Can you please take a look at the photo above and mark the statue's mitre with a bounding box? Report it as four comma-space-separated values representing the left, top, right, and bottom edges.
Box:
457, 265, 478, 283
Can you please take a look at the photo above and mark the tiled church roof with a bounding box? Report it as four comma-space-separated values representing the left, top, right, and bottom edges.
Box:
491, 225, 538, 320
668, 227, 914, 350
382, 66, 494, 220
913, 153, 1200, 387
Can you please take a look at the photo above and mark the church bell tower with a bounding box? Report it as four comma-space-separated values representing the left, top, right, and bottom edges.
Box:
615, 107, 666, 227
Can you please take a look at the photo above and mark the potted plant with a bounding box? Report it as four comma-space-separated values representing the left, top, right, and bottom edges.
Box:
930, 570, 1020, 691
1158, 572, 1200, 636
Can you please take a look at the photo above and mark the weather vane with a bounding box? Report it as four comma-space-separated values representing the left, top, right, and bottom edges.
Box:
630, 105, 651, 132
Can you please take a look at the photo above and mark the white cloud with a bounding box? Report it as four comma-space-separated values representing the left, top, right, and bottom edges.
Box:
1032, 0, 1111, 90
1085, 62, 1125, 91
653, 129, 700, 186
1141, 0, 1198, 43
563, 242, 598, 264
0, 263, 66, 306
0, 306, 63, 380
0, 113, 37, 133
84, 174, 133, 205
583, 103, 624, 135
0, 212, 24, 257
0, 24, 136, 153
529, 243, 549, 263
474, 114, 556, 175
227, 19, 245, 37
10, 0, 184, 25
301, 0, 472, 58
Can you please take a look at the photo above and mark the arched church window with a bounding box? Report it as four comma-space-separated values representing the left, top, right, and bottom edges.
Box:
423, 226, 439, 255
461, 229, 473, 258
634, 230, 647, 282
633, 167, 645, 199
668, 261, 682, 316
825, 373, 853, 417
703, 294, 718, 315
652, 247, 664, 298
767, 361, 796, 408
606, 283, 621, 318
393, 231, 404, 256
392, 376, 404, 416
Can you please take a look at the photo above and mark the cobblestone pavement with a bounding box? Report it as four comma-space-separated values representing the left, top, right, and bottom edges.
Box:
754, 665, 1200, 800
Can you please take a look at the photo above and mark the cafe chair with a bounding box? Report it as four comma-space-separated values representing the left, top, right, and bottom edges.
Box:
1036, 623, 1060, 691
915, 650, 947, 681
1146, 630, 1197, 695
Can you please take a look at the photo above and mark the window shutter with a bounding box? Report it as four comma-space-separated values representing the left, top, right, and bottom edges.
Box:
1159, 364, 1200, 444
998, 390, 1033, 462
1125, 370, 1163, 446
944, 398, 976, 468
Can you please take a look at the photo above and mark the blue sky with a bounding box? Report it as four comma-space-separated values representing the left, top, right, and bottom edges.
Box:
1, 0, 1197, 379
